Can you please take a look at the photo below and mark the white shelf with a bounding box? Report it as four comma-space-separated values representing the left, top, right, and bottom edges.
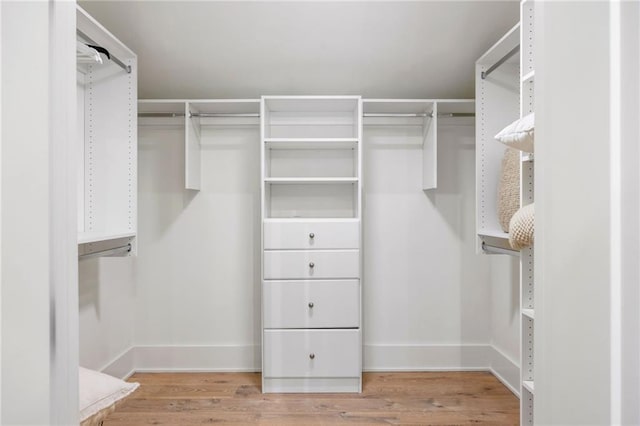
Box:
265, 177, 358, 184
190, 99, 260, 114
521, 70, 535, 84
522, 309, 535, 320
263, 217, 360, 223
478, 229, 510, 241
521, 153, 534, 162
265, 138, 358, 150
78, 231, 136, 245
362, 99, 434, 115
522, 380, 535, 394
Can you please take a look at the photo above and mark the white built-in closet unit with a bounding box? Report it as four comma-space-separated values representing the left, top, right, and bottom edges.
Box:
261, 96, 363, 393
136, 97, 475, 394
476, 1, 536, 423
76, 5, 137, 258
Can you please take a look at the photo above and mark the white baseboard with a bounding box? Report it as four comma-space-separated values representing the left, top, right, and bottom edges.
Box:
102, 343, 521, 398
363, 344, 491, 371
489, 345, 520, 397
102, 347, 135, 380
134, 345, 261, 373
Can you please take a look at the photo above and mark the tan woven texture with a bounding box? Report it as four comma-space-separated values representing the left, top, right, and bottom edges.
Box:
497, 148, 520, 233
509, 203, 535, 250
80, 404, 115, 426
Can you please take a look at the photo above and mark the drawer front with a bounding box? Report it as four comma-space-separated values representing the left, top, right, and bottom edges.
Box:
264, 250, 359, 280
264, 221, 359, 250
263, 280, 359, 328
263, 329, 360, 378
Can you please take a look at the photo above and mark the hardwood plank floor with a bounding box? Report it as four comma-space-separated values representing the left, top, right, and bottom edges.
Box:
104, 372, 519, 425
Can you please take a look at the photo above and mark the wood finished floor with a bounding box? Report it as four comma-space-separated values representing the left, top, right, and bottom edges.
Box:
104, 372, 519, 425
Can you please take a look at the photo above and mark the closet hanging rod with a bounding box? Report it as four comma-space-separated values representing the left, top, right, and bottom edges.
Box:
77, 30, 132, 74
138, 112, 475, 118
481, 45, 520, 79
79, 244, 131, 260
481, 241, 519, 257
139, 112, 187, 118
192, 113, 260, 118
364, 113, 475, 118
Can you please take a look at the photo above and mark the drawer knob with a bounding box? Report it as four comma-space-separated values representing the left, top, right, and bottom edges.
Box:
309, 233, 315, 239
309, 353, 315, 360
308, 302, 314, 308
309, 262, 315, 268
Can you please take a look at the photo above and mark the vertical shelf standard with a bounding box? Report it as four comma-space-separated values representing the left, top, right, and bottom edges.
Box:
519, 0, 536, 424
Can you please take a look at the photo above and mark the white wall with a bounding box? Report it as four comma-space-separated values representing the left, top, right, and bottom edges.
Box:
619, 2, 640, 424
488, 256, 520, 391
128, 115, 497, 373
1, 3, 51, 423
2, 2, 78, 424
79, 258, 136, 377
535, 1, 621, 424
362, 118, 494, 370
134, 119, 262, 370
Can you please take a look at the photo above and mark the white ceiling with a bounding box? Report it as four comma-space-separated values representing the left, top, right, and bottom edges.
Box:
80, 1, 519, 100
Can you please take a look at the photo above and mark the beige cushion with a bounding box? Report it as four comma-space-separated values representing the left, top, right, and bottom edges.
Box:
497, 148, 520, 233
495, 113, 535, 153
79, 367, 139, 425
509, 203, 535, 250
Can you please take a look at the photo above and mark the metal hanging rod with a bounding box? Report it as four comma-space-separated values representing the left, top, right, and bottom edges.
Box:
79, 244, 132, 260
138, 112, 260, 118
364, 112, 475, 118
481, 45, 520, 80
437, 113, 475, 118
192, 113, 260, 118
365, 113, 431, 118
481, 241, 519, 257
139, 112, 187, 118
77, 30, 132, 74
138, 112, 475, 118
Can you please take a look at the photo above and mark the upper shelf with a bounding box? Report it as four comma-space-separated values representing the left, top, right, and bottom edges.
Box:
363, 99, 434, 115
78, 231, 136, 245
190, 99, 260, 115
264, 177, 358, 184
521, 70, 535, 84
264, 138, 358, 150
263, 96, 361, 140
264, 96, 360, 113
476, 23, 520, 68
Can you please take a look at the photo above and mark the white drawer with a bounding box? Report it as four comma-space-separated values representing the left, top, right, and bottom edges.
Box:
263, 329, 360, 378
263, 250, 359, 280
264, 221, 359, 250
263, 280, 359, 328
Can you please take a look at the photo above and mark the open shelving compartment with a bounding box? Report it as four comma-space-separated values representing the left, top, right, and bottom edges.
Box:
264, 180, 359, 219
138, 99, 261, 191
475, 23, 521, 252
362, 99, 474, 191
77, 5, 137, 257
262, 96, 361, 220
363, 100, 436, 190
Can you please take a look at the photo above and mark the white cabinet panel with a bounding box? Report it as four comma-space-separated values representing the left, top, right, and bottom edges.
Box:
264, 250, 359, 280
263, 329, 360, 378
263, 280, 359, 328
264, 221, 359, 250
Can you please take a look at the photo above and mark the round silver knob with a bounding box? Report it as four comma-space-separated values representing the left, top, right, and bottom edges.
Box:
309, 233, 315, 239
309, 262, 315, 268
309, 353, 315, 359
308, 302, 314, 308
